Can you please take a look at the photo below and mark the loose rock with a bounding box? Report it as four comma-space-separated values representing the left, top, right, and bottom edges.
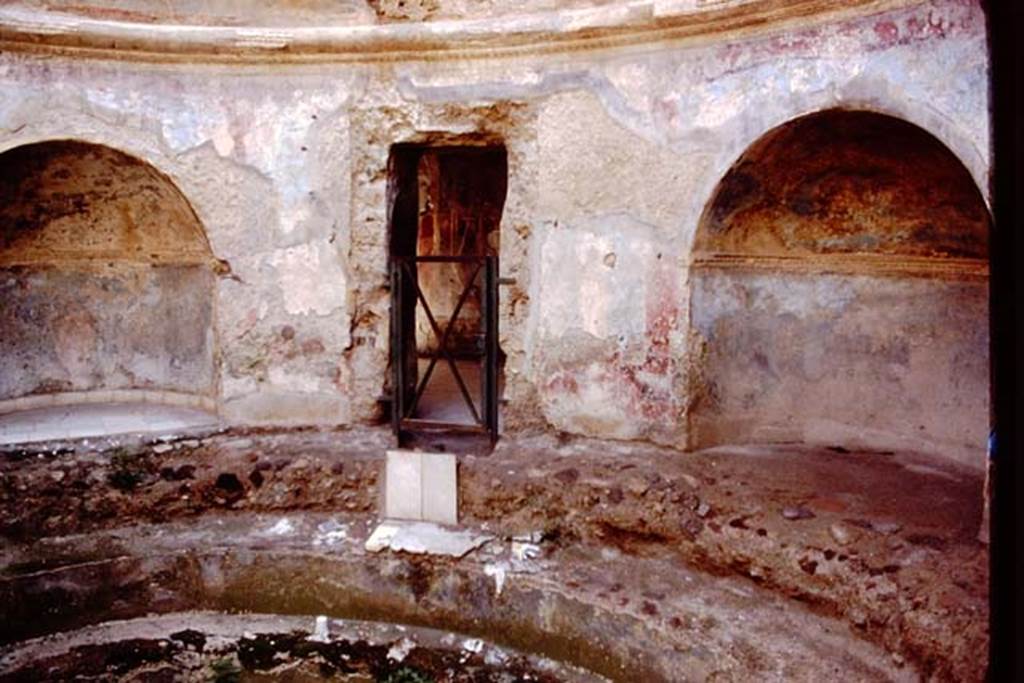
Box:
782, 506, 815, 520
829, 522, 853, 546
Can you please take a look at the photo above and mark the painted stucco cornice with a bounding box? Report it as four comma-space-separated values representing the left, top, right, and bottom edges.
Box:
0, 0, 923, 64
692, 253, 990, 280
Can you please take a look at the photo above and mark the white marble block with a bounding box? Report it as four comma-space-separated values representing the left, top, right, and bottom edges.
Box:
383, 450, 458, 524
421, 451, 458, 525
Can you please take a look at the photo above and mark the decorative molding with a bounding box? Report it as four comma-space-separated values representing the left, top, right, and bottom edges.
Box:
0, 252, 220, 268
0, 0, 918, 64
692, 252, 990, 280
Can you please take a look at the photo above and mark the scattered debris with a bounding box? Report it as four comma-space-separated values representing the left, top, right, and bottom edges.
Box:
484, 562, 508, 596
781, 506, 815, 520
511, 540, 542, 561
679, 473, 701, 489
512, 530, 545, 544
462, 638, 484, 654
366, 520, 492, 558
308, 616, 330, 643
264, 518, 295, 536
387, 637, 416, 662
484, 647, 510, 667
312, 519, 349, 547
829, 522, 854, 546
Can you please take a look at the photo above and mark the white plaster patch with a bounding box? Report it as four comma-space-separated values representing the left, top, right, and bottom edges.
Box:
263, 518, 295, 536
365, 520, 492, 558
268, 241, 347, 317
388, 637, 416, 662
211, 121, 235, 157
267, 366, 323, 393
483, 562, 508, 596
312, 519, 350, 547
536, 216, 656, 341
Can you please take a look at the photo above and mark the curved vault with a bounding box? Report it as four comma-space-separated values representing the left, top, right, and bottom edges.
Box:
689, 109, 990, 467
0, 140, 218, 409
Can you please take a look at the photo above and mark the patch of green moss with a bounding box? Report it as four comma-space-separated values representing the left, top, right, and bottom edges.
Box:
208, 655, 241, 683
379, 666, 435, 683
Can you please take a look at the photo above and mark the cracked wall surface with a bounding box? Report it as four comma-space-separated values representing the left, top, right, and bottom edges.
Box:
0, 0, 991, 465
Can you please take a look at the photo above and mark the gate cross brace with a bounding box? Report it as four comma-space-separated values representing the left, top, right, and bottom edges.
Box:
402, 260, 484, 425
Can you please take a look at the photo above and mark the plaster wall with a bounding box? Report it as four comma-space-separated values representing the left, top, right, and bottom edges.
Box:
0, 0, 991, 464
0, 264, 215, 402
691, 270, 988, 465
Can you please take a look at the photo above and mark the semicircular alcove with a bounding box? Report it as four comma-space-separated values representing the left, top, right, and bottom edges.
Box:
688, 109, 990, 467
0, 140, 219, 410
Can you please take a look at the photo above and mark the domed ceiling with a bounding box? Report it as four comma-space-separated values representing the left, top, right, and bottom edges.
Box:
6, 0, 680, 26
0, 0, 908, 59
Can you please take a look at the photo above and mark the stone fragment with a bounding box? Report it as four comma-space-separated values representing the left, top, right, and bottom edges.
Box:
484, 562, 508, 595
697, 502, 711, 518
387, 637, 416, 662
627, 476, 650, 496
829, 522, 854, 545
782, 506, 815, 520
679, 473, 700, 489
512, 530, 545, 544
263, 518, 295, 536
307, 615, 329, 642
872, 521, 903, 534
462, 638, 484, 654
365, 520, 491, 558
312, 519, 349, 547
511, 540, 542, 561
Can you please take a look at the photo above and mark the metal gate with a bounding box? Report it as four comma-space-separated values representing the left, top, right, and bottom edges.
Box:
390, 254, 499, 443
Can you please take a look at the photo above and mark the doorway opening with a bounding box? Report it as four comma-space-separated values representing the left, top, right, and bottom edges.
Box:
387, 144, 507, 450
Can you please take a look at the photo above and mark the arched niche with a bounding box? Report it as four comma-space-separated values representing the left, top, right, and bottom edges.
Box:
688, 110, 990, 467
0, 140, 219, 409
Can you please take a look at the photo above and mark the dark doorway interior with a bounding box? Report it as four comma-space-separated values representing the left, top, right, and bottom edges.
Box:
388, 145, 507, 451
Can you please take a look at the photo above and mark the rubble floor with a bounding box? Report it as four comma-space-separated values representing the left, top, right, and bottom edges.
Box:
0, 425, 988, 681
